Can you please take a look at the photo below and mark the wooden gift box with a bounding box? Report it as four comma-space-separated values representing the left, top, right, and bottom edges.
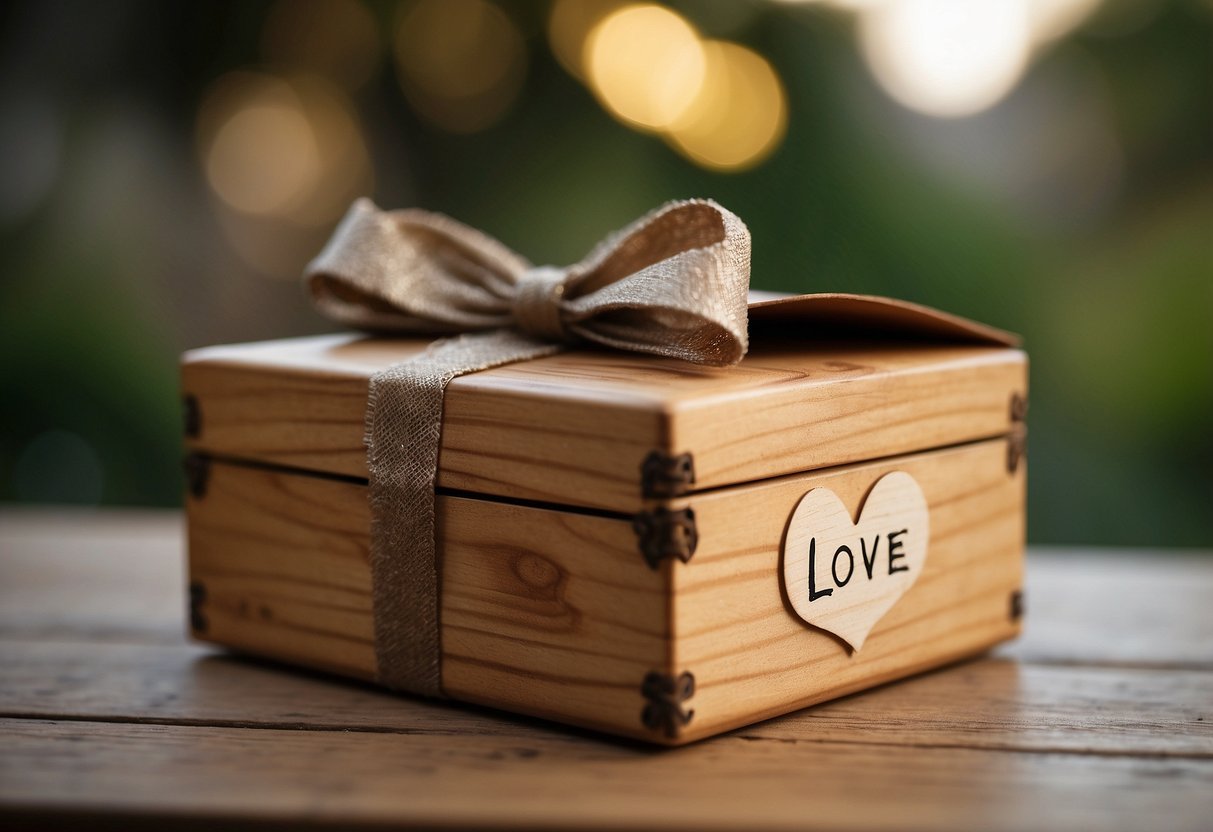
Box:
182, 294, 1027, 745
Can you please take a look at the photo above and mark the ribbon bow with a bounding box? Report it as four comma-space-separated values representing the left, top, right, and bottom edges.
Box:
303, 198, 752, 698
307, 197, 751, 365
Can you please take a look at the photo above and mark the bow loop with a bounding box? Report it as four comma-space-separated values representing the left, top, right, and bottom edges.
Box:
305, 197, 751, 366
302, 196, 752, 698
513, 266, 570, 341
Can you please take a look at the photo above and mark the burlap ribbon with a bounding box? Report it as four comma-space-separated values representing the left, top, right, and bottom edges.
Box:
304, 198, 751, 696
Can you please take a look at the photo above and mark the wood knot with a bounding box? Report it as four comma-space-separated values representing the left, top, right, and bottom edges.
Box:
512, 553, 563, 595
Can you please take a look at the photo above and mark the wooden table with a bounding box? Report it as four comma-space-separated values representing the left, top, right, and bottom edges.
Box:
1, 510, 1210, 830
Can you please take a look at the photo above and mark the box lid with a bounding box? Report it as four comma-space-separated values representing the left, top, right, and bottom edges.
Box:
182, 293, 1026, 513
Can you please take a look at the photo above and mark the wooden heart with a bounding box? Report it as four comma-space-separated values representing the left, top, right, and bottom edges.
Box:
781, 471, 929, 651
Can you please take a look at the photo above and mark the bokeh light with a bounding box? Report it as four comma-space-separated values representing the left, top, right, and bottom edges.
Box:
260, 0, 383, 91
2, 0, 1208, 546
204, 88, 320, 217
198, 72, 372, 227
577, 4, 789, 171
393, 0, 526, 134
844, 0, 1105, 118
584, 4, 707, 132
860, 0, 1032, 118
1029, 0, 1104, 44
548, 0, 624, 80
666, 41, 788, 171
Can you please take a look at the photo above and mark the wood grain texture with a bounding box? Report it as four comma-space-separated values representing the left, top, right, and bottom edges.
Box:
0, 509, 185, 644
2, 511, 1211, 831
186, 460, 668, 740
182, 334, 1025, 512
670, 438, 1023, 742
3, 719, 1210, 832
781, 471, 929, 651
7, 512, 1206, 669
1006, 549, 1213, 669
1, 641, 1208, 758
186, 437, 1022, 744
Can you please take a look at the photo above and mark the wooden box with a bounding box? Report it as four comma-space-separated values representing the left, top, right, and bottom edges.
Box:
182, 295, 1027, 745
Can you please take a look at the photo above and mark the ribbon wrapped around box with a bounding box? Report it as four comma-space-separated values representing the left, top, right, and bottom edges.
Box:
305, 198, 753, 696
182, 196, 1027, 743
300, 197, 1019, 700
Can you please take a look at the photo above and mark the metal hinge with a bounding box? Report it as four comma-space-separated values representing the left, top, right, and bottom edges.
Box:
184, 452, 212, 498
183, 394, 201, 438
641, 451, 695, 499
1007, 392, 1028, 474
1010, 392, 1028, 423
641, 670, 695, 738
1010, 589, 1025, 622
189, 581, 208, 633
633, 507, 698, 569
1007, 429, 1027, 474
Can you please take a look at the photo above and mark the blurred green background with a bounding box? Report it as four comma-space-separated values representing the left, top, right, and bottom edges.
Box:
1, 0, 1210, 545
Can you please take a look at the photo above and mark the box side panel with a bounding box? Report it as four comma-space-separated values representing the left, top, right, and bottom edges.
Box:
183, 336, 1025, 514
181, 357, 664, 511
186, 463, 377, 679
439, 498, 670, 738
670, 437, 1025, 743
675, 348, 1026, 493
186, 462, 670, 740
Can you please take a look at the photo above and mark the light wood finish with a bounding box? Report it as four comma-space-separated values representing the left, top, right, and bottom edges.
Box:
1, 510, 1211, 830
186, 438, 1022, 744
182, 334, 1025, 512
6, 718, 1212, 832
670, 438, 1023, 742
187, 460, 667, 738
5, 642, 1209, 757
781, 471, 929, 650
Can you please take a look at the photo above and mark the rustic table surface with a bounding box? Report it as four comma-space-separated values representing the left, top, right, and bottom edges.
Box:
0, 510, 1209, 831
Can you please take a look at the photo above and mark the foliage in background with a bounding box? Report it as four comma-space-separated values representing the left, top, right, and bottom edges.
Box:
0, 0, 1210, 545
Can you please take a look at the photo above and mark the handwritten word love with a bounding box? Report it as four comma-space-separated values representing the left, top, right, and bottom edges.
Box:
782, 472, 929, 651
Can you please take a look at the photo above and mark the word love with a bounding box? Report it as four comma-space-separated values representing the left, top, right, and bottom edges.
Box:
807, 529, 911, 602
781, 472, 929, 651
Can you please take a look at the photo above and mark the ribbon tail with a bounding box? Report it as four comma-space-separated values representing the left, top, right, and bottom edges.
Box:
366, 329, 563, 696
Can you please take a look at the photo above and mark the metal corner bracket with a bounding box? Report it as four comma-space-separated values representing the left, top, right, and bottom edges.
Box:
1010, 392, 1028, 423
184, 452, 212, 499
641, 670, 695, 738
189, 581, 208, 633
1007, 430, 1027, 474
633, 506, 698, 570
641, 451, 695, 500
183, 394, 201, 439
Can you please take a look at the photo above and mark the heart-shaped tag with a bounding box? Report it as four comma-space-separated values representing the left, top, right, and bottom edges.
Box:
781, 471, 929, 651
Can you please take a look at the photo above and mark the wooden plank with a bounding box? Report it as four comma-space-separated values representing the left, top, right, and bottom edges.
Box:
2, 718, 1210, 832
3, 512, 1211, 828
186, 460, 669, 740
671, 438, 1023, 741
4, 510, 1209, 673
1005, 549, 1213, 669
183, 334, 1024, 512
0, 509, 184, 644
0, 640, 1208, 758
187, 439, 1023, 743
